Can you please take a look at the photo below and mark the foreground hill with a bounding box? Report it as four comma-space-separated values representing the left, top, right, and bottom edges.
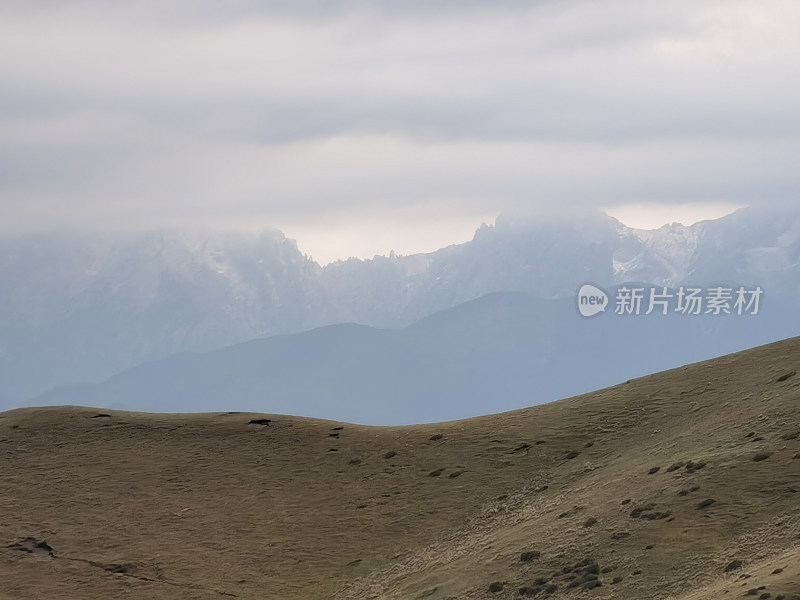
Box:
32, 291, 797, 424
1, 339, 799, 599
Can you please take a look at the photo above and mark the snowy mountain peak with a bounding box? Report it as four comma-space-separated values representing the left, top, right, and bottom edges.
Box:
1, 206, 799, 402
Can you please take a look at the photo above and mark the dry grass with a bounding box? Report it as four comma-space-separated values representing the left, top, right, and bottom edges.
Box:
1, 338, 799, 599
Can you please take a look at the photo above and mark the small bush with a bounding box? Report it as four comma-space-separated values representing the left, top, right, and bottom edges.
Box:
488, 581, 504, 593
520, 550, 541, 562
724, 559, 743, 572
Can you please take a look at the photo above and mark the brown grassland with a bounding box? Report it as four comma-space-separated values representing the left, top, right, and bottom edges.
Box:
1, 338, 799, 599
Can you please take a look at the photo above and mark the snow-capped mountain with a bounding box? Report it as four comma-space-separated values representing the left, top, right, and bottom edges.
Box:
0, 229, 329, 400
615, 222, 700, 285
321, 206, 799, 327
1, 206, 798, 403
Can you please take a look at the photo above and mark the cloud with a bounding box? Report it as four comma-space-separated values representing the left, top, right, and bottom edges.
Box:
0, 0, 798, 255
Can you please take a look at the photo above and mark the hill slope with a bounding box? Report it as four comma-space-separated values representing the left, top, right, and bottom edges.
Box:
1, 339, 799, 599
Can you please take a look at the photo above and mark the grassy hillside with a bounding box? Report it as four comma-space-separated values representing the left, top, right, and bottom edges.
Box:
1, 338, 799, 599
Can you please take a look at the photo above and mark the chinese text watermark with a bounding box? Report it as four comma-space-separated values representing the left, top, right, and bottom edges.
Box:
578, 284, 763, 318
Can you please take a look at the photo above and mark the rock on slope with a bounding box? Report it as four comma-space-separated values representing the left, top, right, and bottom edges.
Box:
0, 338, 799, 599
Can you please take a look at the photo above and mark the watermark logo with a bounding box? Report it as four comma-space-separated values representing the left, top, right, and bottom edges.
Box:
577, 283, 763, 318
577, 284, 609, 317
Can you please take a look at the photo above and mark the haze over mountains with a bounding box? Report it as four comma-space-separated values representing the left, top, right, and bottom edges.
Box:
35, 289, 795, 425
2, 206, 799, 414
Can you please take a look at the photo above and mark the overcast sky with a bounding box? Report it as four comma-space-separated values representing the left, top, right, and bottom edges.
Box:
1, 1, 798, 262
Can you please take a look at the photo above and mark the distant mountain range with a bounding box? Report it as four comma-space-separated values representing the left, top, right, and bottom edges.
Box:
34, 289, 797, 424
1, 206, 799, 407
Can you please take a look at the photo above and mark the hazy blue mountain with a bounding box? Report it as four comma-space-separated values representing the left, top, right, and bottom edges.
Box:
0, 230, 330, 400
1, 206, 798, 403
33, 290, 798, 425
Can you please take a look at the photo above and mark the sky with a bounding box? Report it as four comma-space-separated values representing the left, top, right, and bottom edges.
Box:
1, 1, 799, 263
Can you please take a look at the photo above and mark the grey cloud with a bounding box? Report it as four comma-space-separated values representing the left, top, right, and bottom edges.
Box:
0, 0, 798, 234
1, 0, 574, 25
